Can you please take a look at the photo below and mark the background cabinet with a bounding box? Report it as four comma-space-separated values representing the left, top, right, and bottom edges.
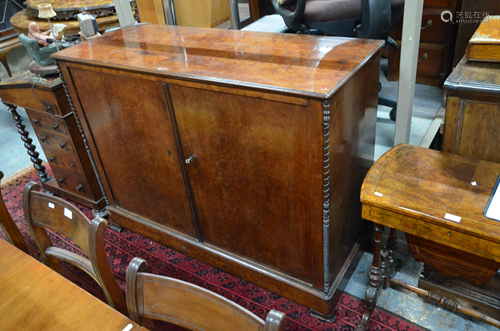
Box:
387, 0, 459, 86
0, 72, 105, 213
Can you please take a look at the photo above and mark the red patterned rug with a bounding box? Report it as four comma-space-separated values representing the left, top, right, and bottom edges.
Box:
0, 165, 425, 331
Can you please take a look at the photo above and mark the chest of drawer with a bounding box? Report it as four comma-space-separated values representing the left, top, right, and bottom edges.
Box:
50, 158, 95, 199
391, 11, 449, 45
26, 109, 70, 137
388, 42, 445, 85
34, 130, 76, 155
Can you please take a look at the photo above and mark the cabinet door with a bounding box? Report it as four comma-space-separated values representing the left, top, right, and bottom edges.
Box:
69, 69, 197, 237
169, 85, 312, 282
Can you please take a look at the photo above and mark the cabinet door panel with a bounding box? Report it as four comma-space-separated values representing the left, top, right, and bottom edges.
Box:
458, 101, 500, 163
169, 85, 312, 282
70, 69, 196, 237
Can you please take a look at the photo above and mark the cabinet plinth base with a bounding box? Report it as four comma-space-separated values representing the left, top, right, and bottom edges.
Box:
108, 206, 368, 317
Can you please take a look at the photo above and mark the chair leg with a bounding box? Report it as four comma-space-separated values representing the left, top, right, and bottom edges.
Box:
0, 43, 24, 78
0, 55, 12, 77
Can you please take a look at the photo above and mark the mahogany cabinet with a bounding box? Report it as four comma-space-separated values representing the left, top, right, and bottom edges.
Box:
0, 72, 106, 213
53, 25, 382, 318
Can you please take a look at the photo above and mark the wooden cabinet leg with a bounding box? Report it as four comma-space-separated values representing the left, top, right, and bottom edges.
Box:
356, 223, 384, 331
8, 104, 50, 182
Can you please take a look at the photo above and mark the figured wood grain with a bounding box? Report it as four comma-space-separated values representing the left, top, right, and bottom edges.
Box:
359, 144, 500, 329
361, 144, 500, 260
0, 239, 142, 330
443, 57, 500, 163
454, 1, 500, 65
68, 68, 197, 237
52, 24, 383, 99
126, 257, 286, 331
406, 233, 500, 283
56, 25, 382, 318
170, 84, 311, 281
467, 16, 500, 62
456, 101, 500, 163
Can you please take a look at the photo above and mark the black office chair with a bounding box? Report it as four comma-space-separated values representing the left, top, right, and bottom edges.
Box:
272, 0, 404, 120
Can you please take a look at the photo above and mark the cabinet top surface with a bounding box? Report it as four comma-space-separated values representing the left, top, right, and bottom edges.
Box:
361, 144, 500, 242
445, 56, 500, 94
52, 24, 383, 98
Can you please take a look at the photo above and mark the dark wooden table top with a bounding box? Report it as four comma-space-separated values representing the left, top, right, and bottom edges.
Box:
361, 144, 500, 245
0, 239, 147, 330
52, 24, 384, 99
444, 56, 500, 95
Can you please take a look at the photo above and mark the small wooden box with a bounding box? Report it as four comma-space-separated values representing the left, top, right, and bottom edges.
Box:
466, 16, 500, 63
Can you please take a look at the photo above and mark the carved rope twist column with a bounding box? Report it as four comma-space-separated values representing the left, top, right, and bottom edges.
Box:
55, 62, 110, 206
7, 104, 50, 182
322, 100, 331, 293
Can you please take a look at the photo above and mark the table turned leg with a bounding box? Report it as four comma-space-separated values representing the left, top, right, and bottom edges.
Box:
356, 224, 384, 331
8, 104, 50, 182
383, 228, 398, 289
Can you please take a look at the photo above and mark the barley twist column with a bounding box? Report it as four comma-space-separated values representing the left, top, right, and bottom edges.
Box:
8, 103, 50, 182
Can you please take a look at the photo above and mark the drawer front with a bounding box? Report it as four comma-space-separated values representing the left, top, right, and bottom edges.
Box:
363, 205, 500, 262
415, 43, 445, 79
50, 160, 94, 199
46, 150, 83, 173
26, 109, 69, 137
392, 12, 449, 45
34, 130, 75, 155
389, 42, 444, 85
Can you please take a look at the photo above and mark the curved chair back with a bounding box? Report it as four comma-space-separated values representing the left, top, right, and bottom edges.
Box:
126, 257, 287, 331
0, 171, 28, 253
23, 181, 127, 316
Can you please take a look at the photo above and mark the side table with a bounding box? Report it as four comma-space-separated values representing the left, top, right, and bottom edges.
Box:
356, 144, 500, 330
0, 71, 106, 215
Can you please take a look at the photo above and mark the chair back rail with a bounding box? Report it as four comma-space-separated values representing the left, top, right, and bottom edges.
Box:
23, 181, 127, 316
126, 257, 287, 331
